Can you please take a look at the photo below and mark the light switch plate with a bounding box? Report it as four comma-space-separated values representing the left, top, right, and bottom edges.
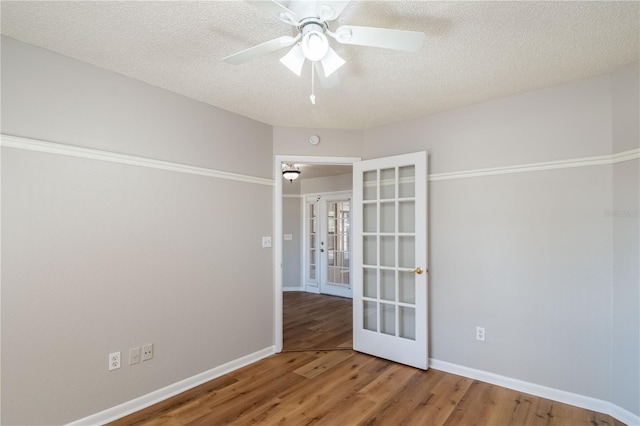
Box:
262, 236, 272, 248
129, 347, 141, 365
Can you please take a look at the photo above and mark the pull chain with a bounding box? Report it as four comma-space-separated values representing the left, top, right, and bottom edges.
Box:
310, 63, 316, 105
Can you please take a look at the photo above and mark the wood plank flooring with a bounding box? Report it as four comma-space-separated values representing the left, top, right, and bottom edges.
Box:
109, 292, 625, 426
283, 291, 352, 351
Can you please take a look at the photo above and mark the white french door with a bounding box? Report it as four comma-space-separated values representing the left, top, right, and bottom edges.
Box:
319, 196, 352, 298
352, 152, 428, 370
304, 194, 352, 298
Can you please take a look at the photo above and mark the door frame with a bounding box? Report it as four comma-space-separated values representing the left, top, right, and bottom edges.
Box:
274, 155, 361, 352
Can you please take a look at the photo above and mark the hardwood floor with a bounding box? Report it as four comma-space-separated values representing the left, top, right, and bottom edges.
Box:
109, 292, 624, 426
283, 291, 352, 351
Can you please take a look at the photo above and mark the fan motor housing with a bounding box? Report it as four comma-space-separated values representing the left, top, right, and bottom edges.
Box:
298, 18, 327, 34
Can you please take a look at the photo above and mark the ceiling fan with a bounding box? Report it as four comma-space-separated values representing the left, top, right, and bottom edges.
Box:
222, 0, 425, 98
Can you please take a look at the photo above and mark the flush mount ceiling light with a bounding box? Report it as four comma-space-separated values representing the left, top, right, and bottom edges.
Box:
222, 1, 425, 104
282, 163, 301, 183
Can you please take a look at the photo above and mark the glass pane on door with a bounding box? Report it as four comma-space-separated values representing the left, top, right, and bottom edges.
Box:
360, 163, 417, 340
307, 200, 318, 282
326, 200, 350, 286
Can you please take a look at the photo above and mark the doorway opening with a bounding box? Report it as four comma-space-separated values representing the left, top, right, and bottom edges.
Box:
274, 155, 360, 353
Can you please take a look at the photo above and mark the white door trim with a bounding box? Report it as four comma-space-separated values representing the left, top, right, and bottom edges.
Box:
274, 155, 361, 352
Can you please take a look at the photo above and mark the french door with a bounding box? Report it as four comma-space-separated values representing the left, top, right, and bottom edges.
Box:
352, 152, 428, 369
305, 194, 352, 298
320, 196, 352, 298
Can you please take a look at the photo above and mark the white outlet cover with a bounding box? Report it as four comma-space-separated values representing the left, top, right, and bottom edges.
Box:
262, 236, 272, 248
142, 343, 153, 361
109, 352, 121, 371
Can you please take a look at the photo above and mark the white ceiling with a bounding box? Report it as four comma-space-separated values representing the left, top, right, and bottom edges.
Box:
1, 1, 638, 130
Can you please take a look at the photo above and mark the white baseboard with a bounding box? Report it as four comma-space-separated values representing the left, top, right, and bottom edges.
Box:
65, 349, 638, 425
610, 404, 640, 426
68, 346, 275, 426
429, 358, 640, 426
283, 286, 303, 292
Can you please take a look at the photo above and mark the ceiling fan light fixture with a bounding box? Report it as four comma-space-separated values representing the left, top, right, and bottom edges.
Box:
301, 29, 329, 61
320, 47, 345, 77
280, 44, 306, 76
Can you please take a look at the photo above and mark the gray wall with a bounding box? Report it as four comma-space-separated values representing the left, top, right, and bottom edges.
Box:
300, 172, 353, 194
1, 36, 274, 425
274, 63, 639, 416
362, 71, 616, 403
273, 127, 363, 159
282, 196, 302, 289
611, 62, 640, 415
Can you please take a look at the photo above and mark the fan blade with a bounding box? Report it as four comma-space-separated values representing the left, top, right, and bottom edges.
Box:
222, 36, 298, 65
331, 25, 425, 51
246, 0, 298, 24
314, 62, 340, 89
320, 47, 345, 77
317, 1, 350, 21
280, 44, 306, 76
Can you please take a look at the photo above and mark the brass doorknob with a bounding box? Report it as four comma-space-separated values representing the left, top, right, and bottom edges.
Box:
408, 267, 424, 275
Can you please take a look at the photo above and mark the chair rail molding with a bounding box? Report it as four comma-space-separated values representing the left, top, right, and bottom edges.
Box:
429, 148, 640, 181
0, 134, 274, 186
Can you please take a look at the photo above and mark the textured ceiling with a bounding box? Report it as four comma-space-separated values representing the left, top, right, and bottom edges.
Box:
1, 1, 638, 130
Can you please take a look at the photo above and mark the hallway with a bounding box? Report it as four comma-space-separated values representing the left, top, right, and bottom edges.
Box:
283, 291, 352, 351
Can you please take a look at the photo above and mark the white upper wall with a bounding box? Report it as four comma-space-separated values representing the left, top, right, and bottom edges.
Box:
274, 127, 363, 158
1, 35, 273, 178
611, 61, 640, 153
361, 73, 614, 172
300, 173, 353, 195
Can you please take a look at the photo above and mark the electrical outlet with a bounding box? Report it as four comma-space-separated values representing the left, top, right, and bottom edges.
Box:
262, 236, 272, 248
109, 352, 121, 371
476, 326, 486, 342
129, 347, 141, 365
142, 343, 153, 361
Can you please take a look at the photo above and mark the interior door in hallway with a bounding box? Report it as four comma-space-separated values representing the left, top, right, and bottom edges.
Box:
352, 152, 428, 370
319, 195, 352, 298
